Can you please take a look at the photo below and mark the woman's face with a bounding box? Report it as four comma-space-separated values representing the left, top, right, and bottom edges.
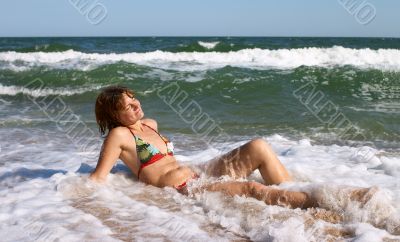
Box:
117, 93, 144, 126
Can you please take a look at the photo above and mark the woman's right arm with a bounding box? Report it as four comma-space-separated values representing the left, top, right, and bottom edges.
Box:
89, 129, 124, 183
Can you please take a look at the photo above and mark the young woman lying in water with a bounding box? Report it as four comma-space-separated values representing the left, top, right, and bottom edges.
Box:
89, 86, 373, 209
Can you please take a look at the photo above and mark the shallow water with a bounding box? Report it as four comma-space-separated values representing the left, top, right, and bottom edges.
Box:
0, 37, 399, 241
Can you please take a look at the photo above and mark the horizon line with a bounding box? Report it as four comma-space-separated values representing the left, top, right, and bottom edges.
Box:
0, 35, 399, 39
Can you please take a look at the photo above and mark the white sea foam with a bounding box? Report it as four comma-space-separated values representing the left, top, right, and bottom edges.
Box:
0, 83, 103, 97
347, 102, 400, 114
1, 46, 400, 72
198, 41, 219, 49
1, 128, 400, 241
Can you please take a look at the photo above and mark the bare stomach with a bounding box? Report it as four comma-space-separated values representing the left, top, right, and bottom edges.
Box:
139, 156, 197, 188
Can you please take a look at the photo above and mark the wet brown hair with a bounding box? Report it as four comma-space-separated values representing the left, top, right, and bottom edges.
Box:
95, 85, 134, 136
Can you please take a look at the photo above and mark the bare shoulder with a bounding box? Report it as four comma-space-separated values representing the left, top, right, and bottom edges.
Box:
102, 127, 134, 150
107, 126, 132, 139
142, 118, 158, 131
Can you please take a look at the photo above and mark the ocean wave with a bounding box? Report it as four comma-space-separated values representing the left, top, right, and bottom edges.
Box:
346, 103, 400, 114
197, 41, 219, 49
1, 46, 400, 71
15, 43, 79, 53
0, 83, 103, 97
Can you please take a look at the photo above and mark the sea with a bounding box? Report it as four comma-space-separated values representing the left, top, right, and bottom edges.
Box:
0, 37, 399, 241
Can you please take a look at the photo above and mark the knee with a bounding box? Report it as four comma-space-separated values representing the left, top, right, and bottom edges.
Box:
248, 138, 272, 154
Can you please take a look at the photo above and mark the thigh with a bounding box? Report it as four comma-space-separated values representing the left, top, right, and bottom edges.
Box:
202, 141, 258, 179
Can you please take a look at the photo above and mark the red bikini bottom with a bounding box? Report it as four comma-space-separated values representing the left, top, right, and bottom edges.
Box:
174, 173, 200, 193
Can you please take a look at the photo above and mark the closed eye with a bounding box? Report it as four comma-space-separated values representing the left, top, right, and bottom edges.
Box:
125, 104, 134, 111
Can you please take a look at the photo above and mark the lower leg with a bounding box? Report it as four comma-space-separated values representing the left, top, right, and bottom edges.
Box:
252, 140, 293, 185
247, 181, 317, 209
198, 181, 318, 209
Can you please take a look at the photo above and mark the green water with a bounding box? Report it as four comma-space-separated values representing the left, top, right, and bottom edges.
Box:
0, 37, 399, 151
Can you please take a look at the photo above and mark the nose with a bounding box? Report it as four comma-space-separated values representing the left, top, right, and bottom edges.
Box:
133, 100, 141, 110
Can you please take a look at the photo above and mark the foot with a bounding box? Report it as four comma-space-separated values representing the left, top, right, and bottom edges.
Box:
349, 186, 379, 206
307, 207, 343, 224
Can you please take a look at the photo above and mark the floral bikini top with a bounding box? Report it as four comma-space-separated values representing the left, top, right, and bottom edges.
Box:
129, 123, 174, 178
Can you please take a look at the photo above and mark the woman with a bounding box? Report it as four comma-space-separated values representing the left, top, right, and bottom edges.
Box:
89, 85, 318, 209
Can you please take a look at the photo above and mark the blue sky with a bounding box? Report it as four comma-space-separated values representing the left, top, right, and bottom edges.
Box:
0, 0, 398, 37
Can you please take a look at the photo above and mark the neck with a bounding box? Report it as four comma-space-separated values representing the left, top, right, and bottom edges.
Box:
128, 120, 144, 132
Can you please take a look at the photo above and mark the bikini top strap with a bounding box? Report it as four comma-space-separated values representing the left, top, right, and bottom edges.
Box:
128, 123, 150, 138
142, 123, 166, 142
142, 123, 157, 133
128, 128, 137, 139
129, 123, 167, 145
